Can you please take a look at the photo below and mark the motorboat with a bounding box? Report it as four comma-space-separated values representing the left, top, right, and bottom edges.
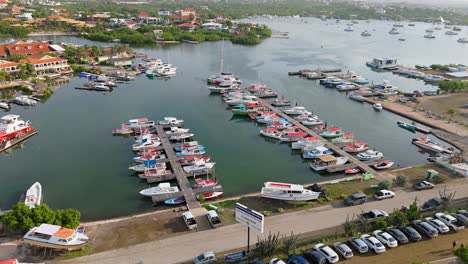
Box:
397, 121, 416, 132
373, 103, 383, 111
412, 137, 454, 154
366, 57, 398, 70
345, 168, 360, 175
342, 141, 369, 153
424, 75, 445, 82
13, 96, 37, 106
361, 30, 372, 37
112, 124, 133, 135
336, 83, 358, 91
300, 117, 323, 126
254, 90, 278, 98
291, 136, 322, 150
139, 183, 179, 197
24, 182, 42, 209
231, 104, 258, 116
165, 127, 190, 135
279, 131, 308, 142
225, 96, 258, 106
424, 33, 435, 39
260, 182, 320, 201
183, 161, 215, 173
303, 146, 333, 159
129, 161, 166, 173
180, 155, 210, 166
426, 29, 434, 33
250, 111, 276, 120
269, 121, 294, 130
284, 106, 310, 115
445, 30, 458, 35
349, 94, 366, 102
132, 140, 161, 151
350, 77, 369, 85
398, 38, 406, 41
310, 155, 348, 171
256, 116, 282, 124
175, 142, 203, 151
197, 191, 223, 201
332, 133, 354, 144
0, 114, 35, 145
373, 160, 395, 170
134, 134, 159, 144
176, 147, 206, 156
133, 152, 166, 163
138, 167, 172, 179
124, 118, 155, 129
320, 127, 343, 138
169, 133, 194, 141
93, 83, 111, 91
192, 178, 218, 189
357, 150, 384, 161
164, 197, 186, 205
0, 101, 11, 110
344, 27, 354, 32
457, 38, 468, 43
389, 28, 399, 35
272, 98, 291, 106
453, 26, 463, 31
208, 85, 236, 94
159, 117, 184, 126
23, 224, 89, 248
260, 128, 283, 140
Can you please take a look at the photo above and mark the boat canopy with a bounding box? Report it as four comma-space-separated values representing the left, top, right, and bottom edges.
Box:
319, 155, 337, 162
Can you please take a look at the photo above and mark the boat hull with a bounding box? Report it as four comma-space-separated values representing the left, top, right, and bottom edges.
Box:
260, 193, 319, 201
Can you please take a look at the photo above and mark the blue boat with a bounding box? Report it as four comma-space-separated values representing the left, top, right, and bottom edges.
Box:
175, 145, 205, 152
302, 146, 333, 159
397, 121, 416, 132
164, 196, 186, 205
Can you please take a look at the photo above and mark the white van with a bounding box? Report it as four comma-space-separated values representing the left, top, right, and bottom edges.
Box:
183, 211, 197, 230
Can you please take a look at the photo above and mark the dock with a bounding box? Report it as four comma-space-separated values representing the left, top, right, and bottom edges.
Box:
255, 98, 382, 179
288, 68, 342, 76
0, 130, 38, 153
325, 159, 384, 173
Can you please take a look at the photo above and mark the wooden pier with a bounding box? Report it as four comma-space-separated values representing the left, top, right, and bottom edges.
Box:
325, 159, 384, 173
255, 99, 382, 179
143, 168, 215, 184
0, 130, 38, 153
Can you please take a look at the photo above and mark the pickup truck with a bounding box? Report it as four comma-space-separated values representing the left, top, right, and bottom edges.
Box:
182, 211, 198, 230
361, 210, 389, 221
435, 213, 465, 232
206, 210, 222, 228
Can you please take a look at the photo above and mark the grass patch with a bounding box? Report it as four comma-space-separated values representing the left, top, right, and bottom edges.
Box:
57, 243, 93, 260
215, 199, 239, 208
324, 179, 378, 200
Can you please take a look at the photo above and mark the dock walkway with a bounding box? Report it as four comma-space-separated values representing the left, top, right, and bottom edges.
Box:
0, 130, 38, 153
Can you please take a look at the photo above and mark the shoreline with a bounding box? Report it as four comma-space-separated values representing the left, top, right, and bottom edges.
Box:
28, 32, 79, 37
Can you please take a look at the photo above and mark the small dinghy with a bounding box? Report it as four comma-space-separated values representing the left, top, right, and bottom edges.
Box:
197, 191, 223, 201
345, 168, 360, 175
373, 160, 394, 170
24, 182, 42, 209
164, 196, 186, 205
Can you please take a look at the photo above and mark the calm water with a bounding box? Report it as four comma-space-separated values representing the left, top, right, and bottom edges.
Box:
1, 18, 467, 220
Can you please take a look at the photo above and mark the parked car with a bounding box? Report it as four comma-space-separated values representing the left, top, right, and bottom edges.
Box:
435, 213, 465, 231
421, 197, 442, 210
373, 190, 395, 200
361, 210, 389, 221
206, 210, 222, 228
385, 227, 409, 244
399, 225, 422, 242
344, 192, 367, 206
373, 230, 398, 248
183, 211, 197, 230
314, 243, 339, 263
270, 259, 287, 264
348, 237, 369, 254
360, 234, 386, 254
413, 220, 438, 238
303, 249, 327, 264
458, 210, 468, 218
424, 217, 450, 233
287, 254, 310, 264
451, 213, 468, 226
413, 181, 435, 191
332, 242, 353, 259
194, 251, 217, 264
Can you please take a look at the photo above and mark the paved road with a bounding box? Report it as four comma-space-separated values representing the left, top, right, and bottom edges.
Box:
66, 180, 468, 264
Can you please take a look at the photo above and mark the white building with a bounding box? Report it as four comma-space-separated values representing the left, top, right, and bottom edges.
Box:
202, 22, 223, 30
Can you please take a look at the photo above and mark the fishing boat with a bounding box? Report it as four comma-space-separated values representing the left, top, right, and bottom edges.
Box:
134, 134, 160, 144
24, 182, 42, 209
165, 127, 190, 136
169, 133, 194, 141
132, 140, 161, 151
272, 98, 291, 106
0, 115, 35, 145
357, 150, 384, 161
361, 30, 372, 37
349, 94, 366, 102
260, 182, 320, 201
158, 117, 184, 126
342, 141, 369, 153
180, 156, 210, 166
283, 106, 310, 115
183, 161, 215, 173
397, 121, 416, 132
176, 147, 206, 156
254, 90, 278, 98
320, 127, 343, 138
332, 133, 354, 144
373, 103, 383, 111
197, 191, 223, 201
345, 168, 360, 175
336, 83, 358, 91
23, 224, 89, 248
279, 131, 308, 142
291, 136, 322, 150
139, 183, 179, 197
310, 155, 349, 171
250, 111, 276, 120
192, 178, 218, 188
303, 146, 333, 159
350, 77, 369, 85
257, 116, 282, 124
412, 137, 454, 154
112, 124, 133, 135
260, 127, 283, 140
164, 197, 186, 205
373, 160, 395, 170
208, 85, 236, 94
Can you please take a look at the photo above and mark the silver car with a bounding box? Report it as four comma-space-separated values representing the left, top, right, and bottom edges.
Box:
348, 237, 368, 254
333, 242, 353, 259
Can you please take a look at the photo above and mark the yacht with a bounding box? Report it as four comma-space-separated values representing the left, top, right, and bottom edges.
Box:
283, 106, 310, 115
260, 182, 320, 201
0, 114, 35, 144
445, 30, 458, 35
139, 182, 179, 197
24, 182, 42, 209
23, 224, 89, 248
357, 150, 384, 161
361, 30, 372, 37
373, 103, 383, 111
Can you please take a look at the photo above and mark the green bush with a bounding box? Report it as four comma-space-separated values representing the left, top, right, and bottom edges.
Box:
377, 180, 392, 190
454, 246, 468, 262
431, 174, 448, 184
393, 174, 409, 187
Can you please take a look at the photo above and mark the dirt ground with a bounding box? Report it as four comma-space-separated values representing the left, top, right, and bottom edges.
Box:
419, 93, 468, 127
384, 163, 463, 186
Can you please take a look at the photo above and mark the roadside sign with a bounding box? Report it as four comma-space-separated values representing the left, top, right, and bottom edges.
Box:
235, 203, 264, 233
224, 250, 246, 262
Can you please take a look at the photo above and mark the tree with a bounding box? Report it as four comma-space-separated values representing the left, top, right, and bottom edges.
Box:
253, 231, 281, 259
0, 70, 10, 83
393, 174, 409, 187
447, 108, 457, 123
439, 185, 456, 211
378, 180, 392, 190
404, 198, 420, 221
388, 208, 408, 226
454, 247, 468, 263
54, 209, 81, 229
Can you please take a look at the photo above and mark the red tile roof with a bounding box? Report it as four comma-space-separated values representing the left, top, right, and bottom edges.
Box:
2, 42, 51, 55
184, 8, 195, 12
178, 22, 195, 28
0, 60, 18, 69
138, 11, 149, 18
24, 54, 67, 65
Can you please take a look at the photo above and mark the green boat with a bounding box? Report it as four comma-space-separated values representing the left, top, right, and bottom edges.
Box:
231, 104, 256, 116
397, 121, 416, 132
146, 72, 156, 78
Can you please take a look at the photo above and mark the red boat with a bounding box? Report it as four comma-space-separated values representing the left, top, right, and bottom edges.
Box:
197, 191, 223, 201
373, 160, 395, 170
342, 141, 369, 153
345, 168, 360, 175
0, 114, 35, 145
192, 178, 218, 189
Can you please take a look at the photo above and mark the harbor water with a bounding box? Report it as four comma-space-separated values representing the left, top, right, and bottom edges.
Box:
1, 18, 467, 220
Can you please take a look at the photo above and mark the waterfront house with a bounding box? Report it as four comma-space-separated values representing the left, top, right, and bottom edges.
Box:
112, 57, 133, 67
23, 54, 70, 76
202, 22, 223, 30
1, 41, 51, 56
178, 22, 196, 32
0, 60, 19, 77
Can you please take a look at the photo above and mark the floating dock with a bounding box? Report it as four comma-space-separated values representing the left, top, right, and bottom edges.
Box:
0, 130, 38, 153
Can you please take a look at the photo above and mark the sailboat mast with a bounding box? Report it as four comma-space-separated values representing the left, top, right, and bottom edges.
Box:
220, 38, 224, 73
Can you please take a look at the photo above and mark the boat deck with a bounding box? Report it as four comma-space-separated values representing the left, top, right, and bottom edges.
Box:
0, 130, 38, 153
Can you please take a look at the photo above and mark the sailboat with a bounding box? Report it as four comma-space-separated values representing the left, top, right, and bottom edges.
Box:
207, 39, 241, 87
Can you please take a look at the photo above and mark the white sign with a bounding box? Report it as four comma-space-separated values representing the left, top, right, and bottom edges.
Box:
235, 203, 264, 233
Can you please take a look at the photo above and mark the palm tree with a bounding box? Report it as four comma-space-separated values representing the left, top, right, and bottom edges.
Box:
447, 108, 457, 123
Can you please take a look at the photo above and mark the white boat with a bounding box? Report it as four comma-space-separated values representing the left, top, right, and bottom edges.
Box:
124, 118, 155, 129
0, 101, 10, 110
344, 27, 354, 32
291, 137, 323, 150
332, 133, 354, 144
139, 182, 179, 197
424, 33, 436, 39
302, 146, 333, 159
457, 38, 468, 43
165, 127, 190, 135
424, 75, 445, 82
183, 161, 215, 173
349, 94, 366, 102
412, 137, 454, 154
23, 224, 89, 248
357, 150, 384, 161
445, 30, 458, 35
93, 84, 111, 91
310, 155, 349, 171
259, 128, 283, 140
133, 152, 166, 163
13, 96, 37, 106
261, 182, 320, 201
225, 96, 258, 106
24, 182, 42, 209
132, 140, 161, 151
169, 133, 194, 141
389, 28, 399, 35
373, 103, 383, 111
283, 106, 310, 115
129, 162, 166, 173
300, 117, 323, 126
208, 85, 236, 93
134, 134, 159, 144
361, 30, 372, 37
159, 117, 184, 126
0, 114, 35, 144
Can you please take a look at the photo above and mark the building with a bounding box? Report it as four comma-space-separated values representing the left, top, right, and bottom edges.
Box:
15, 13, 33, 20
158, 9, 171, 16
0, 60, 19, 76
202, 22, 223, 30
1, 41, 51, 56
23, 54, 70, 75
0, 47, 6, 59
112, 57, 133, 67
177, 22, 196, 32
